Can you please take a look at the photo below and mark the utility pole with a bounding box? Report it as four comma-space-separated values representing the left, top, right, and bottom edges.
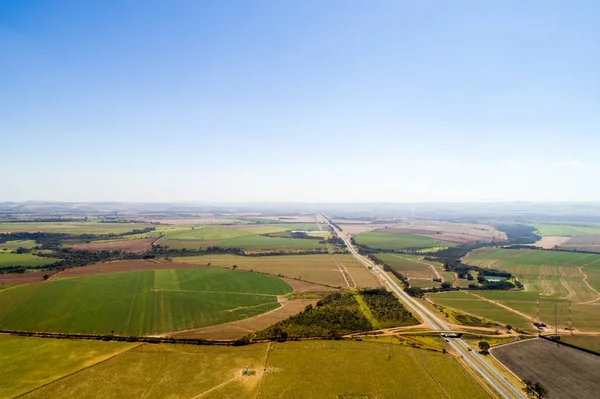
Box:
554, 304, 558, 336
569, 301, 573, 336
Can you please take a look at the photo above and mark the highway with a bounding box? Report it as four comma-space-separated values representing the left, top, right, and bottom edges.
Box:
321, 215, 526, 399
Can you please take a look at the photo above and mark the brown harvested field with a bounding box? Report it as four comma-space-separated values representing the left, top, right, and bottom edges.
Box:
280, 277, 338, 293
341, 224, 384, 235
531, 235, 572, 249
172, 254, 357, 287
58, 259, 209, 277
141, 218, 246, 225
0, 270, 60, 285
254, 215, 318, 223
334, 255, 381, 288
492, 338, 600, 399
66, 238, 155, 254
558, 234, 600, 253
169, 298, 318, 340
379, 227, 502, 244
155, 238, 220, 249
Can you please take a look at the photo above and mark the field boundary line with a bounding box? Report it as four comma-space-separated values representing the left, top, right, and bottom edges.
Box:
489, 341, 530, 388
331, 255, 351, 287
255, 342, 272, 399
408, 348, 450, 398
188, 375, 238, 399
12, 342, 144, 398
463, 292, 534, 326
333, 255, 356, 287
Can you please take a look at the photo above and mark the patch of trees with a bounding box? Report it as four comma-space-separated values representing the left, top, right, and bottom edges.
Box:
360, 288, 418, 327
0, 228, 156, 250
152, 245, 244, 257
255, 292, 372, 339
495, 224, 540, 245
324, 236, 345, 246
523, 380, 548, 399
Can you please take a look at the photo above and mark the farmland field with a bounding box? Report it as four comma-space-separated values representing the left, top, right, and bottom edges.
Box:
0, 335, 137, 399
0, 222, 156, 235
375, 253, 440, 279
2, 338, 493, 399
560, 335, 600, 354
492, 338, 600, 399
0, 253, 60, 269
259, 340, 492, 399
172, 254, 380, 287
219, 235, 326, 250
66, 238, 155, 253
355, 231, 456, 250
427, 291, 535, 332
558, 234, 600, 253
531, 223, 600, 237
459, 248, 600, 331
157, 223, 329, 250
0, 268, 292, 335
0, 240, 38, 249
463, 248, 600, 301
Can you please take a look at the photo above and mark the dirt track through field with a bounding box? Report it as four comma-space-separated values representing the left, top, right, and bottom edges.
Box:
463, 291, 534, 325
578, 259, 600, 304
331, 255, 356, 288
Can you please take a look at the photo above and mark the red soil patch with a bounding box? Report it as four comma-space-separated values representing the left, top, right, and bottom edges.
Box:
0, 270, 59, 285
67, 238, 155, 254
168, 298, 318, 340
280, 277, 338, 293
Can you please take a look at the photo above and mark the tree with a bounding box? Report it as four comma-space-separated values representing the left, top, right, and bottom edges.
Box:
441, 282, 452, 289
467, 273, 474, 281
232, 265, 238, 270
478, 341, 491, 354
477, 275, 486, 283
523, 380, 548, 399
506, 324, 513, 332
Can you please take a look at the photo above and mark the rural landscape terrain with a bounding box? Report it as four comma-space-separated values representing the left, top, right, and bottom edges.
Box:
1, 202, 600, 398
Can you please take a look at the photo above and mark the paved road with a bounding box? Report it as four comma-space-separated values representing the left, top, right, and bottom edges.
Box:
322, 215, 526, 399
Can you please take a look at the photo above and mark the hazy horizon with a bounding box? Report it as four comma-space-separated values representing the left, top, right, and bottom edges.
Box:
2, 1, 599, 203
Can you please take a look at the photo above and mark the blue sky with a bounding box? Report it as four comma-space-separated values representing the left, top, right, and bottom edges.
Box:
1, 1, 599, 202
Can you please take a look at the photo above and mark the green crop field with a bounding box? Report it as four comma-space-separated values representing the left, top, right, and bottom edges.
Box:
259, 340, 492, 399
172, 254, 379, 287
427, 291, 535, 332
0, 335, 136, 399
531, 223, 600, 236
0, 253, 60, 269
560, 335, 600, 354
4, 338, 492, 399
0, 222, 156, 235
0, 240, 39, 249
355, 231, 455, 250
459, 248, 600, 331
463, 248, 600, 301
375, 253, 440, 279
6, 338, 267, 399
219, 235, 326, 250
158, 223, 329, 250
0, 268, 292, 335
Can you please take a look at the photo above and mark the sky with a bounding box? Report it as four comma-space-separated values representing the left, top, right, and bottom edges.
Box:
1, 0, 599, 203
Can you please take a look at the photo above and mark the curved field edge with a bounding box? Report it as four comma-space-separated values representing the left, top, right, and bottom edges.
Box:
0, 268, 292, 336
